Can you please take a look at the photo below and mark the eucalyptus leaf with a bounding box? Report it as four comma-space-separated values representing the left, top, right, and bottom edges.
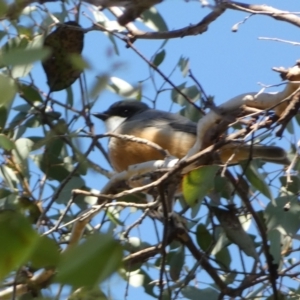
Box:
56, 234, 123, 287
142, 7, 168, 31
0, 74, 17, 107
182, 165, 219, 206
0, 134, 15, 150
0, 211, 39, 280
182, 286, 219, 300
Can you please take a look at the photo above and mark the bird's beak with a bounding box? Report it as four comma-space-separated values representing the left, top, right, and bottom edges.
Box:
92, 112, 109, 121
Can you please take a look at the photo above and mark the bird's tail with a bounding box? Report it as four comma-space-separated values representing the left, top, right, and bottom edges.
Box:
219, 144, 290, 165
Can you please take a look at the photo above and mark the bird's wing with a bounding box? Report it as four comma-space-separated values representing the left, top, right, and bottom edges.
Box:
125, 109, 197, 135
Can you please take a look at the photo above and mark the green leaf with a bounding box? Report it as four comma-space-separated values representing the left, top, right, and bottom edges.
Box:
1, 36, 28, 56
0, 30, 7, 42
66, 85, 74, 107
279, 175, 300, 194
0, 165, 19, 189
267, 228, 282, 268
243, 163, 273, 201
0, 0, 8, 18
169, 246, 185, 281
0, 134, 15, 150
211, 228, 230, 256
178, 56, 189, 77
14, 138, 34, 160
196, 224, 213, 251
68, 286, 108, 300
40, 156, 72, 181
0, 74, 17, 107
215, 246, 231, 270
214, 175, 234, 200
0, 188, 12, 199
12, 138, 34, 177
153, 49, 166, 67
56, 234, 123, 287
171, 84, 199, 105
19, 84, 43, 103
0, 48, 50, 66
69, 54, 90, 70
56, 176, 85, 204
179, 102, 202, 122
213, 207, 258, 260
142, 7, 168, 32
0, 211, 39, 280
13, 103, 32, 112
138, 269, 155, 297
0, 105, 7, 129
29, 235, 60, 268
11, 63, 33, 78
264, 195, 300, 236
182, 165, 219, 206
24, 115, 42, 128
182, 286, 219, 300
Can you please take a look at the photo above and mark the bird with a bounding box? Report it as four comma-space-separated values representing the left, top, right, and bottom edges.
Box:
93, 100, 289, 172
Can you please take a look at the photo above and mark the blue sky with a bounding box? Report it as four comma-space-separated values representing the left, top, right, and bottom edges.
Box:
10, 0, 300, 299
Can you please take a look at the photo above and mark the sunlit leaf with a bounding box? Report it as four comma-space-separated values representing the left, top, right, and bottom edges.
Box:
211, 227, 230, 256
182, 165, 219, 206
69, 54, 90, 70
0, 165, 19, 189
128, 271, 144, 287
109, 76, 139, 98
142, 7, 168, 31
68, 286, 108, 300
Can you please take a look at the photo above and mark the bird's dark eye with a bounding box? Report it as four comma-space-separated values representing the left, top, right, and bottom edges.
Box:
121, 109, 129, 117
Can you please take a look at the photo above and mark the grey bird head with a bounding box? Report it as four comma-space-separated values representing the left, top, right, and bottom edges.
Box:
93, 100, 149, 132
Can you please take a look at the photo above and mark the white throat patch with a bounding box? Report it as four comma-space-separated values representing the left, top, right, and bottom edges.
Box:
105, 116, 127, 132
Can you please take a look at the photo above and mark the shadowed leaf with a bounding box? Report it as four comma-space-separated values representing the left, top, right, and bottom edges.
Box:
57, 234, 123, 287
